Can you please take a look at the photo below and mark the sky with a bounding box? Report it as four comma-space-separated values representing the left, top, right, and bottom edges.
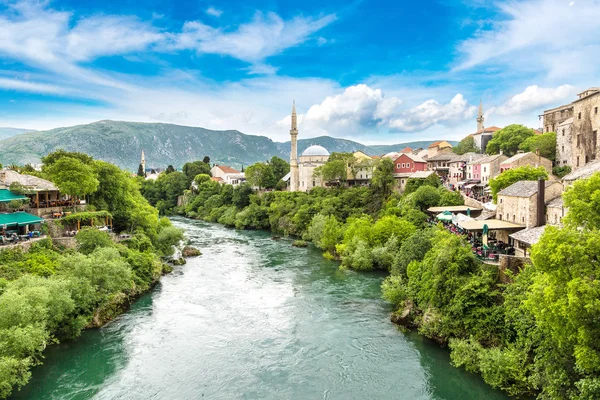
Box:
0, 0, 599, 144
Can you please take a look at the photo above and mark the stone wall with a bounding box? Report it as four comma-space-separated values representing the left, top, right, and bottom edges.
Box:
571, 93, 600, 169
557, 120, 573, 166
498, 254, 531, 283
543, 105, 573, 133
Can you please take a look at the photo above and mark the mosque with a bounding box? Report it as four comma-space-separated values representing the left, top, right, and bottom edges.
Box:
289, 102, 330, 192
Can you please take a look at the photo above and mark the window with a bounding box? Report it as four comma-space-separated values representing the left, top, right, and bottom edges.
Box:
578, 112, 582, 120
595, 107, 598, 115
586, 155, 590, 163
397, 164, 400, 169
500, 198, 503, 203
312, 180, 315, 187
498, 214, 502, 220
577, 134, 582, 147
407, 163, 411, 169
402, 163, 405, 168
562, 129, 565, 136
577, 156, 580, 167
483, 166, 487, 172
522, 217, 525, 223
513, 215, 516, 222
562, 145, 564, 152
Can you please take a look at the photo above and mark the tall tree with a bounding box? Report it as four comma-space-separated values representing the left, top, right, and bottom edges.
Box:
453, 136, 480, 155
245, 163, 276, 189
269, 156, 290, 181
45, 157, 99, 201
165, 165, 175, 174
203, 156, 210, 164
182, 161, 211, 184
519, 132, 557, 161
137, 163, 145, 177
485, 125, 536, 156
313, 152, 356, 184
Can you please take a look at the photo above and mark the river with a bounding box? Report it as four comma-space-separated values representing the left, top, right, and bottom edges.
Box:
12, 218, 508, 400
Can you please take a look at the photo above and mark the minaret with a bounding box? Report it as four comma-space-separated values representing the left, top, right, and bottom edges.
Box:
476, 99, 485, 131
141, 150, 146, 173
289, 101, 299, 192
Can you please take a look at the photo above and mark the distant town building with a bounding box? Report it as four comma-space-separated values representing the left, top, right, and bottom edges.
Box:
210, 165, 245, 186
426, 141, 453, 158
499, 152, 552, 174
298, 145, 329, 192
478, 154, 508, 184
349, 151, 375, 185
542, 87, 600, 170
393, 152, 427, 188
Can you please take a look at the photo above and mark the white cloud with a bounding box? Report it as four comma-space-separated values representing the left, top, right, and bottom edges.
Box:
299, 84, 475, 135
389, 94, 476, 132
169, 11, 336, 63
496, 84, 577, 116
0, 77, 68, 94
455, 0, 600, 79
205, 7, 223, 17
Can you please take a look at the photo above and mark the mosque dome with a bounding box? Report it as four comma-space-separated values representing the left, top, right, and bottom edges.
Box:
301, 145, 330, 157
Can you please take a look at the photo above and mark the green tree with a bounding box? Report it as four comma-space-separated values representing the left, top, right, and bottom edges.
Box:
485, 124, 536, 156
137, 163, 145, 177
245, 163, 276, 189
165, 165, 175, 174
404, 173, 440, 194
519, 132, 557, 161
203, 156, 210, 164
369, 158, 395, 212
75, 228, 114, 255
453, 136, 480, 155
563, 172, 600, 230
488, 166, 548, 202
411, 185, 441, 211
42, 150, 93, 167
313, 153, 356, 185
182, 161, 211, 185
45, 157, 99, 200
269, 156, 290, 181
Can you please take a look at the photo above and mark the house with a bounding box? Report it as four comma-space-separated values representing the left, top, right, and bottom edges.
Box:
478, 154, 508, 184
393, 153, 427, 189
348, 151, 376, 185
427, 141, 453, 158
448, 152, 486, 184
466, 158, 481, 181
210, 165, 246, 186
426, 152, 459, 180
499, 152, 553, 174
496, 180, 563, 229
399, 147, 412, 153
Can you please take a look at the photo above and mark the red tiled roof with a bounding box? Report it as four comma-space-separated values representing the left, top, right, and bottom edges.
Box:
211, 177, 224, 182
470, 126, 502, 136
371, 156, 381, 159
215, 165, 240, 174
400, 147, 412, 153
428, 141, 442, 148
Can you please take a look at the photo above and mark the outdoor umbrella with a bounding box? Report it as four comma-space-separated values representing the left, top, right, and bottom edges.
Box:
482, 223, 489, 249
436, 211, 453, 221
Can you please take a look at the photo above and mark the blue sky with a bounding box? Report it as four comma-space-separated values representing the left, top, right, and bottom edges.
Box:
1, 0, 599, 144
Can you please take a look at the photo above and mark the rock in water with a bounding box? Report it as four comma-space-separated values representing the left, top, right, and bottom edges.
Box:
182, 246, 202, 257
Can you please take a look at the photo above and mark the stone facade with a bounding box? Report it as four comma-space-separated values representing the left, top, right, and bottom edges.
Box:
571, 91, 600, 169
542, 87, 600, 170
496, 181, 563, 228
479, 154, 508, 184
499, 152, 553, 174
556, 118, 573, 166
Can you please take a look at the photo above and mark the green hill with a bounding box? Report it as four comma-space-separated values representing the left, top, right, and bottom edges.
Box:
0, 120, 456, 170
0, 127, 36, 140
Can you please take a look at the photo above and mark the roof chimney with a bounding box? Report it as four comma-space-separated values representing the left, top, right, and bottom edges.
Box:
537, 177, 546, 227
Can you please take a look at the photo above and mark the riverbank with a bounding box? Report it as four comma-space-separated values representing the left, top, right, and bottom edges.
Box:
11, 218, 508, 400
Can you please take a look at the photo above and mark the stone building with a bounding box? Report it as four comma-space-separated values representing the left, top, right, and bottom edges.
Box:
546, 196, 566, 227
348, 151, 375, 185
426, 141, 453, 158
496, 180, 563, 228
499, 152, 553, 174
542, 87, 600, 170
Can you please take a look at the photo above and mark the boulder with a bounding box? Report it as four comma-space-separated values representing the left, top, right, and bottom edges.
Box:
182, 246, 202, 257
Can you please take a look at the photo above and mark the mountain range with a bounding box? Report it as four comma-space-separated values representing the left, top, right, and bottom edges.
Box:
0, 120, 457, 170
0, 127, 36, 140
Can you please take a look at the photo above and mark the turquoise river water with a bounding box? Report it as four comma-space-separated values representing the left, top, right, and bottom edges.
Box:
12, 218, 508, 399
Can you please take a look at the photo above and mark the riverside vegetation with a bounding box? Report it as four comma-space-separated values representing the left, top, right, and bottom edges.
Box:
0, 151, 184, 399
144, 154, 600, 400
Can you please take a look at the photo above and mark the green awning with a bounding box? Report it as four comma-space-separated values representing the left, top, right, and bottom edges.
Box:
436, 211, 453, 221
0, 212, 44, 228
0, 189, 28, 203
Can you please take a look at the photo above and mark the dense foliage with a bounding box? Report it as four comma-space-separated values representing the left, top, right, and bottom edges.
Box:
488, 166, 549, 202
485, 124, 536, 156
453, 136, 480, 155
0, 151, 184, 398
519, 131, 557, 161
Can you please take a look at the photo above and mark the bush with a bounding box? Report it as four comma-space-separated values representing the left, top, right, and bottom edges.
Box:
75, 228, 113, 255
